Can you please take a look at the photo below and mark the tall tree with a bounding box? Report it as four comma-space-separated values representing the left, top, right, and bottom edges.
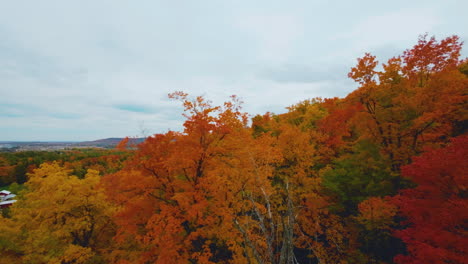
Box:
250, 101, 357, 263
392, 135, 468, 264
103, 92, 258, 263
347, 35, 467, 171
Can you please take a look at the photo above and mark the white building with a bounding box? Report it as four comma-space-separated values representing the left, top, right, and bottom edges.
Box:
0, 190, 17, 209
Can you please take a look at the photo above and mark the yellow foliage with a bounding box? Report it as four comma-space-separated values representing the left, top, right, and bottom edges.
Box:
0, 162, 116, 264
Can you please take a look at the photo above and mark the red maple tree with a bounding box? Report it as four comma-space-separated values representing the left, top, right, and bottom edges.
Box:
392, 135, 468, 264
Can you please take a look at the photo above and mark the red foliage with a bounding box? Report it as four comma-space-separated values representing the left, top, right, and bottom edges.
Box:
318, 98, 361, 150
392, 135, 468, 264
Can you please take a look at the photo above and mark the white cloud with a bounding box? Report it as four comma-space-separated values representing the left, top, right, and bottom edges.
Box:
329, 7, 441, 61
236, 14, 304, 63
0, 0, 466, 140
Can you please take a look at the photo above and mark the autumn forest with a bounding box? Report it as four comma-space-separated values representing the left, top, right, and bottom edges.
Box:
0, 35, 467, 264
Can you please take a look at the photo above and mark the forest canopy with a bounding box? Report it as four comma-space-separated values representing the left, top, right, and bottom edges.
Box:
1, 34, 467, 264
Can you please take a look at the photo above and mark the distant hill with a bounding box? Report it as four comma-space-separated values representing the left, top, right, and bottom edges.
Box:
74, 137, 146, 147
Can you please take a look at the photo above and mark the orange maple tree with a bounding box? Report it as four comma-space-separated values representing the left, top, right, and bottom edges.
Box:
103, 92, 260, 263
347, 35, 467, 171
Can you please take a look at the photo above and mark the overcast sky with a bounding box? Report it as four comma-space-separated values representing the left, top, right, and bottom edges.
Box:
1, 0, 466, 141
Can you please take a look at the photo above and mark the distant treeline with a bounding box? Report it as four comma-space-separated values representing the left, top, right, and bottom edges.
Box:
0, 149, 131, 187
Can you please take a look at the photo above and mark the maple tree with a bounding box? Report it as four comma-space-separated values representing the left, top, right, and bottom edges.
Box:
347, 35, 467, 171
249, 102, 359, 263
391, 135, 468, 264
103, 92, 258, 263
0, 162, 116, 264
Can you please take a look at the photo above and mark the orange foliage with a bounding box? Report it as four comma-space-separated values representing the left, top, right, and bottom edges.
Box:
357, 197, 397, 230
347, 34, 467, 170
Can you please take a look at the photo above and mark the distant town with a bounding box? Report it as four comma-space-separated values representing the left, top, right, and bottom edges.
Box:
0, 138, 145, 152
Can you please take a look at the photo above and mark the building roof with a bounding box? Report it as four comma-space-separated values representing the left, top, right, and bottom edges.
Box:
0, 190, 11, 195
2, 194, 16, 200
0, 200, 16, 206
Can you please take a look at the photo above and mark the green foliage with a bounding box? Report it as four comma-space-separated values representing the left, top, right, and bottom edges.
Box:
322, 140, 404, 215
3, 182, 25, 195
